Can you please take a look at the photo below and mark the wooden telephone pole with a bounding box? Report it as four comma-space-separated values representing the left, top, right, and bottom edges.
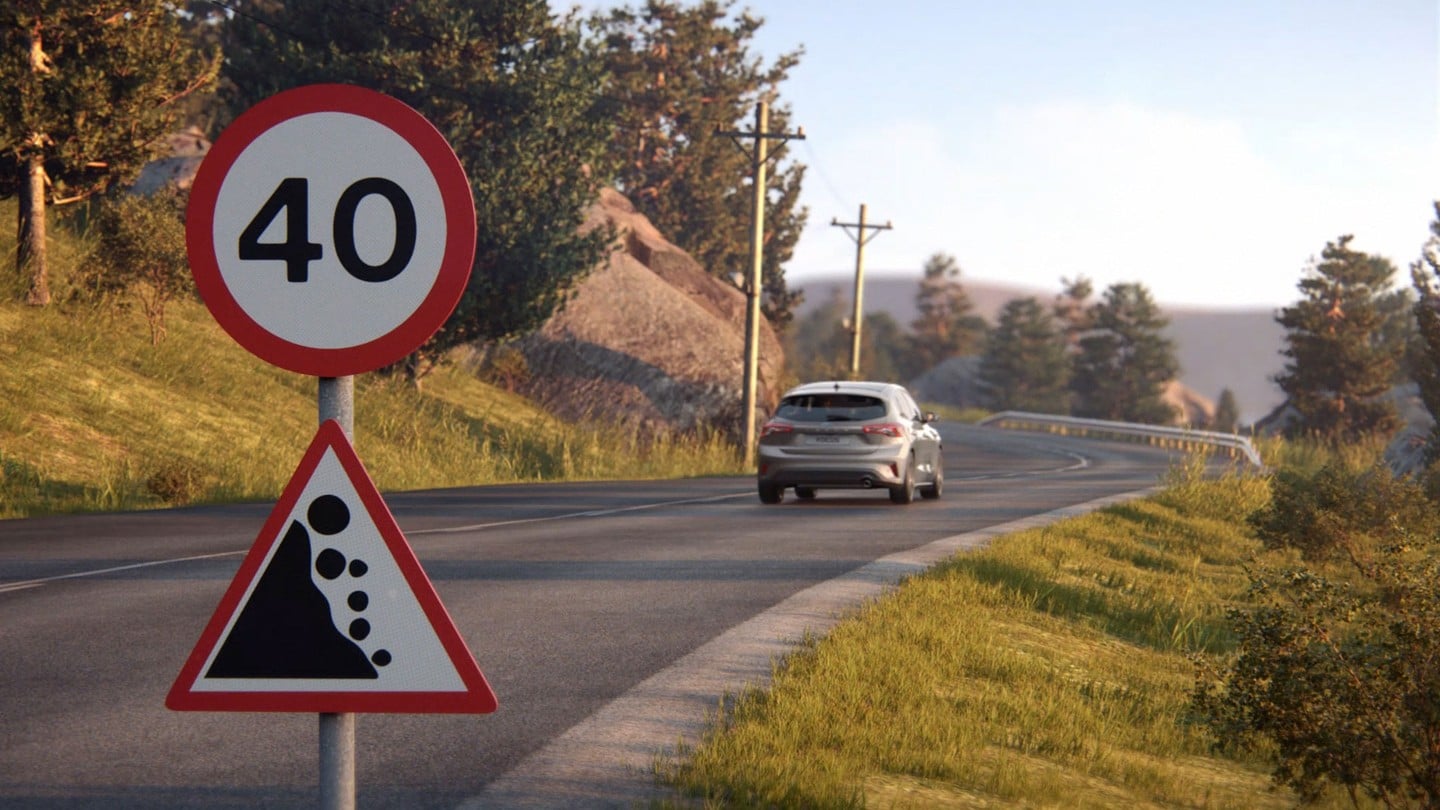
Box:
831, 204, 892, 377
719, 100, 804, 468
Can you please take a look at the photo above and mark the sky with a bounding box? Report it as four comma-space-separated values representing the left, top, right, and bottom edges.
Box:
565, 0, 1438, 309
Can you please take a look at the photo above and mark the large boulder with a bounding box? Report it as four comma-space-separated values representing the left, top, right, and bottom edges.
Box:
499, 188, 785, 437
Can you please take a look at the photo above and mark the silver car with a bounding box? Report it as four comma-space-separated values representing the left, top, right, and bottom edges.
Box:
756, 380, 943, 504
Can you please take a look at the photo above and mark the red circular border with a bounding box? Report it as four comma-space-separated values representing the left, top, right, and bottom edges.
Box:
187, 84, 476, 377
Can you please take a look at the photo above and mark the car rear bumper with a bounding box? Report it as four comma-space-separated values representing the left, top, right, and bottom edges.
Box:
756, 450, 908, 490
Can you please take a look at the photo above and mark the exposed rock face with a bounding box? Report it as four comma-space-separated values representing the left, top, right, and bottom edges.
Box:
1162, 380, 1217, 428
132, 127, 209, 194
505, 188, 785, 436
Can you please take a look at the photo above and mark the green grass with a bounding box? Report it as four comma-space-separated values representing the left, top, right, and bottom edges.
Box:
651, 461, 1371, 808
0, 294, 744, 518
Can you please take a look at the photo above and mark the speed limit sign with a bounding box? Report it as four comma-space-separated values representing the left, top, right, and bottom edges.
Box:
187, 84, 476, 376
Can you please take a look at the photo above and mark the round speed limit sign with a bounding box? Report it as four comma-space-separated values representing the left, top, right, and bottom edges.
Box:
187, 84, 476, 377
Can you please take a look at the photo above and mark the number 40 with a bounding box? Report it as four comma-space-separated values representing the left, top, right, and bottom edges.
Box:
238, 177, 418, 284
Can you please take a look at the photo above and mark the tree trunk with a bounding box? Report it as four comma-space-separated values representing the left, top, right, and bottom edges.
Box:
18, 151, 49, 306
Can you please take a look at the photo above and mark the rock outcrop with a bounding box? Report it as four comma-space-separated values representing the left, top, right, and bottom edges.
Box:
498, 188, 785, 437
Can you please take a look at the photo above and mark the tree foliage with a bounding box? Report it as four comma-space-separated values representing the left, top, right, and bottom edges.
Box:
1069, 282, 1178, 423
910, 252, 987, 371
1197, 462, 1440, 807
589, 0, 807, 329
220, 0, 616, 375
1212, 388, 1240, 433
0, 0, 220, 304
1274, 235, 1402, 443
1052, 275, 1094, 350
783, 290, 918, 384
1409, 202, 1440, 462
978, 296, 1070, 414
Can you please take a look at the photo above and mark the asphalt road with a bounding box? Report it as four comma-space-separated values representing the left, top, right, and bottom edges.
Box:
0, 424, 1193, 809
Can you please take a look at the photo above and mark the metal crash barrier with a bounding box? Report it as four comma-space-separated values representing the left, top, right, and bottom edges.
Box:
977, 411, 1264, 469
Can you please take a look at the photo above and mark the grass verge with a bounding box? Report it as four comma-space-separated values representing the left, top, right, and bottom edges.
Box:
0, 297, 743, 518
651, 459, 1363, 808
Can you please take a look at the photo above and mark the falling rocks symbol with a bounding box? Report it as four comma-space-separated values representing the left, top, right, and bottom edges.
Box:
206, 506, 379, 679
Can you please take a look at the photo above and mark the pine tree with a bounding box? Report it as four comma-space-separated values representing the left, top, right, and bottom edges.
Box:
978, 297, 1070, 413
0, 0, 220, 304
910, 253, 987, 371
1409, 203, 1440, 460
590, 1, 807, 329
1213, 388, 1240, 433
220, 0, 616, 376
1070, 282, 1179, 424
1053, 275, 1094, 350
1275, 235, 1402, 442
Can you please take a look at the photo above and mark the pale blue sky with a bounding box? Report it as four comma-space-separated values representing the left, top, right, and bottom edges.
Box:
567, 1, 1438, 308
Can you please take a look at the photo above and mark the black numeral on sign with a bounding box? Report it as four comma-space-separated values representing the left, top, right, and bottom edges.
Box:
238, 178, 322, 282
333, 178, 416, 283
237, 177, 418, 284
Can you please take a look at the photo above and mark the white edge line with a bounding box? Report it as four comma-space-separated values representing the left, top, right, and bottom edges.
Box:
463, 486, 1161, 810
0, 551, 245, 594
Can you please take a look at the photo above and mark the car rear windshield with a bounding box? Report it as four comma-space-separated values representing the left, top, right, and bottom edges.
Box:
776, 394, 887, 422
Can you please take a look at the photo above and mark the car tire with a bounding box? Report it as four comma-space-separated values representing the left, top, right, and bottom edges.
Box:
921, 456, 943, 500
794, 486, 817, 500
889, 458, 916, 505
758, 482, 784, 504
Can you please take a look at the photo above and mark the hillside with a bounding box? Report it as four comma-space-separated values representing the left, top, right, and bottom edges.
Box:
796, 273, 1286, 424
0, 297, 742, 519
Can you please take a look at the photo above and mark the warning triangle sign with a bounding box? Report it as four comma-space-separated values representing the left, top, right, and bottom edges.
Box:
167, 420, 497, 714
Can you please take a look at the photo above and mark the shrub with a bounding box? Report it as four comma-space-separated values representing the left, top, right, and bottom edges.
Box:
78, 190, 193, 345
1248, 461, 1439, 562
145, 457, 210, 505
1194, 541, 1440, 807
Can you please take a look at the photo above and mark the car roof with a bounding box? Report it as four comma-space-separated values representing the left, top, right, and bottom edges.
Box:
781, 380, 906, 398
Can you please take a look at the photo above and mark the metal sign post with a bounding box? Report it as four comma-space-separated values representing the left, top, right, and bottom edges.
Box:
173, 84, 491, 810
318, 375, 355, 810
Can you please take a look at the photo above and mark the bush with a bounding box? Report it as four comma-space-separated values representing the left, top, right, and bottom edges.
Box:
1196, 454, 1440, 806
1248, 461, 1440, 562
78, 190, 193, 344
145, 457, 210, 505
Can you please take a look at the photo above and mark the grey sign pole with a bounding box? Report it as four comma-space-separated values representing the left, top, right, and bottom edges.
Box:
317, 375, 356, 810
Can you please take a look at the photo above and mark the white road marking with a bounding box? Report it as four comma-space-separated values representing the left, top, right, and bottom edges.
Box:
0, 551, 245, 594
463, 486, 1157, 810
0, 453, 1093, 595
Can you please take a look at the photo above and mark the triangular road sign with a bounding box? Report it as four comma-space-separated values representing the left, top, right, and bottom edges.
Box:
167, 420, 497, 713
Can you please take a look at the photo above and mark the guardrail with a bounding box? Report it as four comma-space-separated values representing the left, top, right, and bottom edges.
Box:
976, 411, 1265, 469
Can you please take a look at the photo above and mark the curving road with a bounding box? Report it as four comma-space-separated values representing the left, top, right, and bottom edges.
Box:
0, 424, 1192, 809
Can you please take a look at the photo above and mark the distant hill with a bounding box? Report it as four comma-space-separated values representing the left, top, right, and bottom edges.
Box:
794, 273, 1286, 425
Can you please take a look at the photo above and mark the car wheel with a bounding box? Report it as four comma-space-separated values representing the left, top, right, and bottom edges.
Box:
794, 486, 817, 500
889, 458, 916, 505
758, 482, 784, 504
921, 456, 943, 500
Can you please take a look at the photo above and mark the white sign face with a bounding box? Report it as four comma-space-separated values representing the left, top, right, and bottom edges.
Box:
187, 85, 476, 377
210, 112, 447, 350
167, 420, 497, 714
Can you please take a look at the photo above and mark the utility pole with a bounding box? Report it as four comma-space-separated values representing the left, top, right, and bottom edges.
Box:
831, 204, 892, 377
719, 99, 804, 469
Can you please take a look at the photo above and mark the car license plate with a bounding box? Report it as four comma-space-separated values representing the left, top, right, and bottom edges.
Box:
810, 434, 843, 444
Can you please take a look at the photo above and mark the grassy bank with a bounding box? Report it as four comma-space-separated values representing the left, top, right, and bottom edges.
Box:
0, 297, 744, 518
652, 459, 1363, 808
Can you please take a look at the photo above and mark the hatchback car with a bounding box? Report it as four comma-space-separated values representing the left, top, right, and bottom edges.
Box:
756, 380, 943, 504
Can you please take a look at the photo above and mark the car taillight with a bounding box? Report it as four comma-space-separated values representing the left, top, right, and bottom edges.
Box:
862, 423, 905, 438
760, 421, 792, 438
